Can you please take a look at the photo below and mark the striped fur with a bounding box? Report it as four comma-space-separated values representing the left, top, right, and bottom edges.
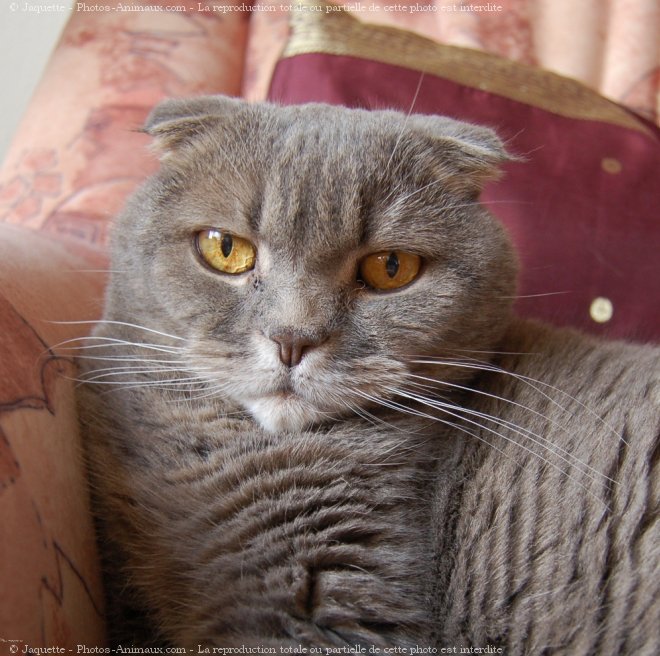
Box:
431, 321, 659, 653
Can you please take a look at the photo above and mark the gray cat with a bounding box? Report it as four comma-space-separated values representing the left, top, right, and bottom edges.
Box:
75, 96, 659, 653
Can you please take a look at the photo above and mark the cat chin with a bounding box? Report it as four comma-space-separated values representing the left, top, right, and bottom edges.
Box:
243, 395, 327, 433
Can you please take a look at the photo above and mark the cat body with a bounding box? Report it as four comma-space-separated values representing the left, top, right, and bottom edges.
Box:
77, 97, 659, 653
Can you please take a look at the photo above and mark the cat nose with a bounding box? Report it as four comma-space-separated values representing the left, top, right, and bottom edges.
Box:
270, 331, 328, 368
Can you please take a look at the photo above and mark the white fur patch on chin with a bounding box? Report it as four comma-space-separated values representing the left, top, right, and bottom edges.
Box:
244, 395, 324, 433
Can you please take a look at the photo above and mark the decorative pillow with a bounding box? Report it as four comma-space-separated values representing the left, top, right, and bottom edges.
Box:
268, 0, 660, 341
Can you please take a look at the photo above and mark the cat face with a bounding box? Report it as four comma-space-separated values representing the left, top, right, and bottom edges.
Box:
108, 96, 517, 432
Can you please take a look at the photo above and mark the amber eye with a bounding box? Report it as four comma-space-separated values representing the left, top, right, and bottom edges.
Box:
358, 251, 422, 291
196, 229, 256, 274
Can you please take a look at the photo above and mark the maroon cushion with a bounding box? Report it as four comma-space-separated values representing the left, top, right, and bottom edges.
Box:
267, 8, 660, 342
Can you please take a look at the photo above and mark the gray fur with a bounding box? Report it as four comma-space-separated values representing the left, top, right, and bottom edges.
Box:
76, 96, 659, 652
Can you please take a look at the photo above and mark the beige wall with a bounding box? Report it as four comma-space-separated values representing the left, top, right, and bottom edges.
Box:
0, 3, 71, 163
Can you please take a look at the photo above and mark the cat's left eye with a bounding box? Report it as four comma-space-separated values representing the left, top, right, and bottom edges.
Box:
358, 251, 422, 291
196, 229, 256, 274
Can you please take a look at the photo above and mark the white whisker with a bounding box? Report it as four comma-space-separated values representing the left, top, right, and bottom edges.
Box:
385, 72, 425, 173
386, 386, 608, 508
64, 269, 127, 273
394, 179, 444, 205
350, 389, 444, 436
184, 383, 233, 402
410, 358, 627, 446
404, 375, 617, 487
342, 396, 412, 434
74, 375, 209, 388
351, 388, 524, 469
80, 368, 201, 383
75, 355, 186, 364
499, 291, 571, 300
49, 319, 186, 342
52, 337, 184, 354
442, 349, 537, 356
391, 384, 615, 488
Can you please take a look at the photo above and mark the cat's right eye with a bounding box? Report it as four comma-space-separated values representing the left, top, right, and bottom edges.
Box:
195, 229, 257, 275
358, 251, 422, 291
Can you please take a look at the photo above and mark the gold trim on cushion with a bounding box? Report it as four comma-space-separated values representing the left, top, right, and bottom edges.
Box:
283, 0, 653, 137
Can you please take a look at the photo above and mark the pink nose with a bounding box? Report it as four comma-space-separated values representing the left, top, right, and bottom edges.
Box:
270, 332, 328, 367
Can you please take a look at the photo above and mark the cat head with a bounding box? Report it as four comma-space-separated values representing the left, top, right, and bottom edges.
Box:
107, 95, 518, 432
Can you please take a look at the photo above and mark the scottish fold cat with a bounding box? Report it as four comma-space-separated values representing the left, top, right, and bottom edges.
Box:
76, 96, 659, 653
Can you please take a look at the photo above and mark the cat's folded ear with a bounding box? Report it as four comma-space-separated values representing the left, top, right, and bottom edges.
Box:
142, 95, 243, 159
409, 115, 515, 196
